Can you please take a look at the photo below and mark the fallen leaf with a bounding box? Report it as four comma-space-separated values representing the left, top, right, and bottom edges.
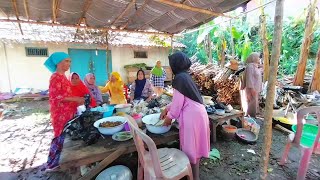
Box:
268, 168, 273, 172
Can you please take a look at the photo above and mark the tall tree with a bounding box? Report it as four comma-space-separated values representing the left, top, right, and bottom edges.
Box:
259, 0, 270, 82
293, 0, 318, 86
259, 0, 284, 179
309, 44, 320, 92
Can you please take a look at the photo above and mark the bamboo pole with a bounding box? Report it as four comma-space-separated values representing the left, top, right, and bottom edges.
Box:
121, 0, 150, 29
309, 43, 320, 92
259, 1, 270, 82
0, 19, 172, 36
23, 0, 30, 21
259, 0, 284, 179
111, 0, 136, 26
154, 0, 233, 18
293, 0, 318, 86
11, 0, 23, 35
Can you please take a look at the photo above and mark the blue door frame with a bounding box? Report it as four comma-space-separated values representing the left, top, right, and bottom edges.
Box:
68, 49, 112, 86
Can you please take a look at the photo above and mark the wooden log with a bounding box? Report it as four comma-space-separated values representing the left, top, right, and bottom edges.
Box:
293, 0, 318, 86
309, 43, 320, 92
259, 5, 270, 82
260, 0, 284, 179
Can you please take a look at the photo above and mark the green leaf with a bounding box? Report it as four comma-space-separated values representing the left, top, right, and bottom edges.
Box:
231, 27, 242, 40
209, 148, 220, 161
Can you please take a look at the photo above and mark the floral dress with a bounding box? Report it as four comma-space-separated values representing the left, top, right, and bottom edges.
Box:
49, 73, 77, 138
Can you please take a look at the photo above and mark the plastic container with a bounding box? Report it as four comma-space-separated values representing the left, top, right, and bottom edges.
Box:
292, 124, 319, 149
124, 114, 143, 131
95, 165, 132, 180
222, 125, 237, 141
115, 104, 132, 114
142, 113, 173, 134
90, 105, 115, 117
93, 116, 126, 135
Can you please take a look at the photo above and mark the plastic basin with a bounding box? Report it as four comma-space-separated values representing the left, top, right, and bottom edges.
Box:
292, 124, 319, 148
91, 106, 115, 117
142, 113, 173, 134
94, 116, 126, 135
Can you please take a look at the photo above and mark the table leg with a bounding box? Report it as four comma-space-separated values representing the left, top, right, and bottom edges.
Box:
212, 122, 217, 143
79, 147, 127, 180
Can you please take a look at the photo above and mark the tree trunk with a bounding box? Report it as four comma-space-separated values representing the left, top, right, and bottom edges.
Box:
293, 0, 318, 86
309, 44, 320, 92
259, 0, 284, 179
260, 4, 270, 82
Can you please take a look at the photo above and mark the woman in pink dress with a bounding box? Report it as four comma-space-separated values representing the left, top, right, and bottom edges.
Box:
160, 52, 210, 180
240, 52, 262, 117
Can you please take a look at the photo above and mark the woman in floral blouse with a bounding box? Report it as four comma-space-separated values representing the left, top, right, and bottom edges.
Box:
44, 52, 84, 170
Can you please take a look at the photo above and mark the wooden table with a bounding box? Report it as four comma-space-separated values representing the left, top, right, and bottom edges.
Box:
208, 110, 244, 143
59, 128, 179, 180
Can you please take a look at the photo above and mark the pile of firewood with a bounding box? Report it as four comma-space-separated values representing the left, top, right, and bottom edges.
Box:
189, 63, 219, 95
189, 60, 241, 105
214, 76, 241, 105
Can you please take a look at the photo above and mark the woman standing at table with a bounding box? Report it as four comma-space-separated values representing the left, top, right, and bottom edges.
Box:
44, 52, 84, 170
100, 72, 127, 104
160, 52, 210, 180
239, 52, 262, 117
150, 60, 167, 96
84, 73, 103, 106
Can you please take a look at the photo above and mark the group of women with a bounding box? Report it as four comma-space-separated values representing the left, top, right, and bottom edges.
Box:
43, 50, 262, 180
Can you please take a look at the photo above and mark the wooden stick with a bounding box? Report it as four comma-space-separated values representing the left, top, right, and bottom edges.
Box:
154, 0, 233, 18
260, 0, 284, 179
78, 147, 127, 180
52, 0, 57, 23
309, 43, 320, 92
259, 2, 270, 82
0, 19, 172, 36
121, 0, 150, 29
111, 0, 136, 26
11, 0, 23, 35
274, 124, 293, 134
293, 0, 318, 86
23, 0, 30, 21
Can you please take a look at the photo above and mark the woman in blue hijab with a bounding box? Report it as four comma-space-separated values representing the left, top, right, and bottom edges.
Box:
44, 52, 84, 170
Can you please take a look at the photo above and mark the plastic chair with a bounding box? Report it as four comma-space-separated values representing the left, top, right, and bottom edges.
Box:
279, 106, 320, 180
125, 115, 193, 180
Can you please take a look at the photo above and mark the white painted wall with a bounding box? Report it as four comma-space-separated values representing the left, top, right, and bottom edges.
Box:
0, 42, 170, 92
110, 46, 170, 83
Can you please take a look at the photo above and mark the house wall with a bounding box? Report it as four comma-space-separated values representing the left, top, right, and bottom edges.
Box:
110, 46, 170, 83
0, 42, 170, 92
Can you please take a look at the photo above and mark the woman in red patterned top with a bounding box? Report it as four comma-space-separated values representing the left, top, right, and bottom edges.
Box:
44, 52, 84, 170
69, 72, 97, 107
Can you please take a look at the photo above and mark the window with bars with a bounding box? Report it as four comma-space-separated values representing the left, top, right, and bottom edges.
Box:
25, 47, 48, 57
134, 51, 148, 58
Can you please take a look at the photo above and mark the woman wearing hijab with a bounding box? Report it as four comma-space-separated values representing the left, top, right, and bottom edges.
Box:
129, 69, 154, 102
150, 60, 167, 96
240, 52, 262, 117
44, 52, 84, 170
84, 73, 103, 106
100, 72, 127, 104
69, 72, 97, 107
160, 52, 210, 180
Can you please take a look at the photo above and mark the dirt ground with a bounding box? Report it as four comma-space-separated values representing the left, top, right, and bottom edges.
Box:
0, 100, 319, 180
